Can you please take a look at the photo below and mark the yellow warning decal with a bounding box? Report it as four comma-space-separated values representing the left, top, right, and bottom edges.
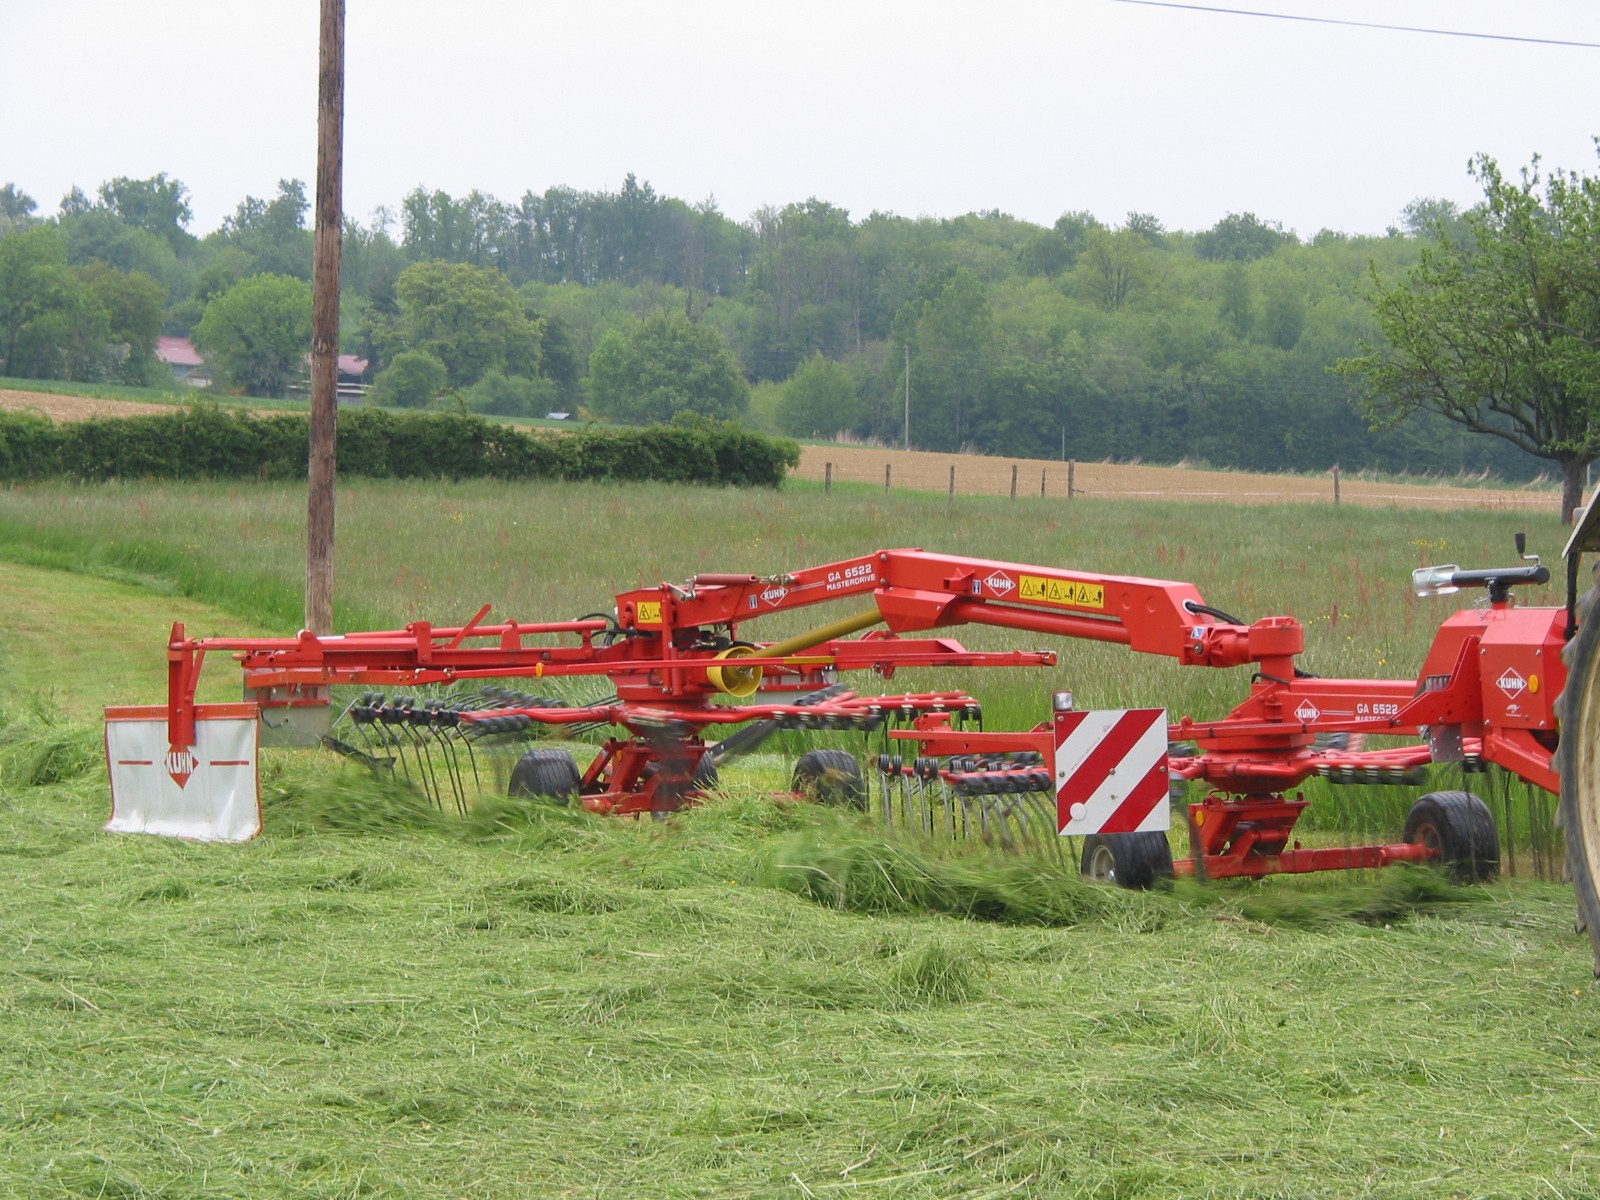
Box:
1018, 575, 1105, 610
636, 601, 663, 626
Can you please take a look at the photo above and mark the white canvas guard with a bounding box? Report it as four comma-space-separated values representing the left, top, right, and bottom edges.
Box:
104, 704, 262, 842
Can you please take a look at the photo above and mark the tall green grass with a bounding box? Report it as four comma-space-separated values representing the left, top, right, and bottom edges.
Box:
0, 476, 1571, 853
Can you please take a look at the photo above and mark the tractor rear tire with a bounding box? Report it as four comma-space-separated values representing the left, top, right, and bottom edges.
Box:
1556, 604, 1600, 973
508, 749, 581, 805
1080, 832, 1174, 890
1403, 791, 1500, 884
792, 749, 867, 809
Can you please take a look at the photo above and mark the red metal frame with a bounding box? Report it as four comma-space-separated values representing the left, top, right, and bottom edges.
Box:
149, 548, 1565, 868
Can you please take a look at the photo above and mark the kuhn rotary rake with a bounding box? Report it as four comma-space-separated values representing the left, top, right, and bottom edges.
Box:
105, 523, 1600, 969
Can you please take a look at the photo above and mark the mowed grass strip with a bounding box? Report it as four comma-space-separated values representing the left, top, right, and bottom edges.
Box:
0, 561, 270, 721
2, 756, 1598, 1199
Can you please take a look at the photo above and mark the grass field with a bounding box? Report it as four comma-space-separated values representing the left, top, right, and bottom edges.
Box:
2, 476, 1598, 1198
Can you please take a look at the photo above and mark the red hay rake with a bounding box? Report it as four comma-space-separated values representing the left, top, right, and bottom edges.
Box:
107, 531, 1600, 969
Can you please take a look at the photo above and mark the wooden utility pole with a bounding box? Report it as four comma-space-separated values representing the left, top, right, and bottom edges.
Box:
306, 0, 344, 634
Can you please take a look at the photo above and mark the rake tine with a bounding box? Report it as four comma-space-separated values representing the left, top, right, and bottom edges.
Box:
431, 707, 476, 815
458, 726, 483, 792
426, 724, 469, 816
396, 727, 432, 807
412, 723, 451, 810
394, 711, 443, 809
374, 700, 422, 793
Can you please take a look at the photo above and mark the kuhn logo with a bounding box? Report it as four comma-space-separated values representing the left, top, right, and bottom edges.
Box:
1294, 701, 1320, 722
761, 586, 789, 606
165, 746, 197, 789
984, 572, 1016, 596
1497, 669, 1527, 698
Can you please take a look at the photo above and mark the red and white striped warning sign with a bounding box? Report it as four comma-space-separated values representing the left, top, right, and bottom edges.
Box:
1054, 708, 1170, 836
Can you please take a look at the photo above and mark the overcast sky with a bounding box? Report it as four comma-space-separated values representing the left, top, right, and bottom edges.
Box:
5, 0, 1598, 239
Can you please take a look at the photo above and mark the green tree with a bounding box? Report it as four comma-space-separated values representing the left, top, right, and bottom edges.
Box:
0, 226, 77, 374
1196, 212, 1292, 262
1218, 262, 1253, 338
1073, 227, 1145, 311
76, 262, 166, 383
1257, 271, 1307, 351
921, 270, 992, 448
193, 273, 313, 397
0, 222, 118, 380
1052, 210, 1101, 259
96, 173, 194, 252
0, 184, 37, 232
776, 352, 862, 437
1017, 228, 1074, 277
391, 260, 541, 387
1124, 211, 1167, 246
588, 311, 749, 424
217, 179, 314, 279
369, 349, 447, 408
60, 208, 180, 285
1338, 150, 1600, 517
1398, 196, 1473, 244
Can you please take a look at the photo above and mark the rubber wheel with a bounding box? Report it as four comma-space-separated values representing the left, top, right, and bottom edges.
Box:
1403, 791, 1500, 884
1556, 607, 1600, 972
792, 749, 867, 809
508, 748, 581, 804
692, 750, 719, 791
1080, 832, 1174, 889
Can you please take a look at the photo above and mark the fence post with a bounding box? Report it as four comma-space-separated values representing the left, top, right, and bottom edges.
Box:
1010, 463, 1018, 501
885, 463, 891, 493
948, 464, 956, 511
1068, 460, 1076, 499
825, 462, 833, 494
1040, 468, 1047, 498
1332, 465, 1341, 506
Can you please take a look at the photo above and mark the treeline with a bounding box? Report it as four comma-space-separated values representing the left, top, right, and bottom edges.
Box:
0, 405, 798, 488
0, 175, 1544, 479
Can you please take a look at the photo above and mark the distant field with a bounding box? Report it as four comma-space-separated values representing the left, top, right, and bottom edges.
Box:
0, 386, 177, 422
795, 444, 1559, 511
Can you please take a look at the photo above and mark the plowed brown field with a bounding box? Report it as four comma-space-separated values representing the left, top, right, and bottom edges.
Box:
797, 443, 1557, 511
0, 388, 174, 422
0, 388, 1559, 511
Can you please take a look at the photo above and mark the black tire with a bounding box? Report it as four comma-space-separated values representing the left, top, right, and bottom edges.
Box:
1403, 791, 1500, 884
1080, 831, 1175, 890
508, 748, 581, 804
692, 750, 719, 791
1557, 605, 1600, 972
792, 749, 867, 809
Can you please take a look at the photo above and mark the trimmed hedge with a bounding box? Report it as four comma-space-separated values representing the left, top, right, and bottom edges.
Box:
0, 406, 800, 488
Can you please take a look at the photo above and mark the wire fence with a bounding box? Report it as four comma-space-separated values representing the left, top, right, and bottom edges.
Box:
800, 446, 1560, 511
